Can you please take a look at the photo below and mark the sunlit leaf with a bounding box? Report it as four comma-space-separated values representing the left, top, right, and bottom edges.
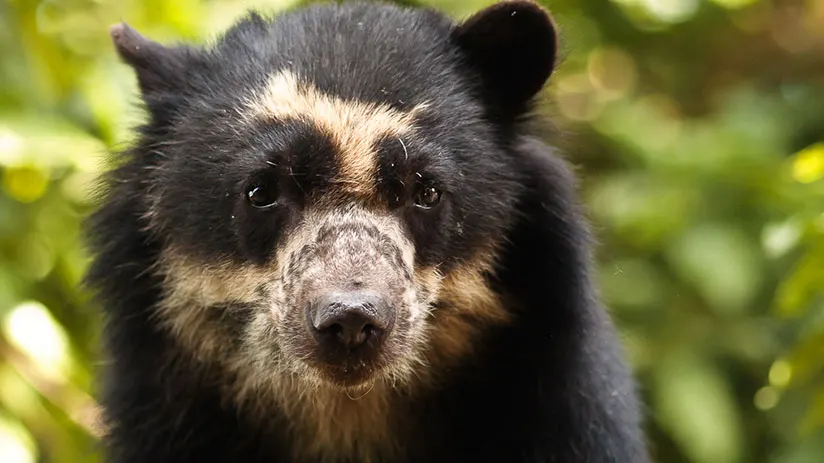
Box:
799, 389, 824, 435
653, 353, 744, 463
762, 220, 803, 259
2, 301, 72, 383
775, 250, 824, 317
666, 224, 763, 315
0, 414, 37, 463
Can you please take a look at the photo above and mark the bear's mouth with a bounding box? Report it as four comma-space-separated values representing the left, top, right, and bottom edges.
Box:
308, 348, 390, 388
319, 362, 383, 388
296, 289, 396, 387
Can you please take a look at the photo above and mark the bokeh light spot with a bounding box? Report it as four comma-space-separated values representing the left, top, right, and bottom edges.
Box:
761, 221, 802, 259
754, 386, 780, 411
2, 301, 71, 383
0, 416, 36, 463
791, 143, 824, 184
587, 46, 638, 100
2, 166, 49, 203
0, 126, 25, 166
643, 0, 699, 23
769, 360, 792, 388
554, 73, 604, 122
710, 0, 758, 10
612, 0, 699, 26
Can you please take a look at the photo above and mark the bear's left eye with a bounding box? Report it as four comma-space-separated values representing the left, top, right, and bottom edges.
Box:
246, 181, 278, 209
414, 184, 442, 209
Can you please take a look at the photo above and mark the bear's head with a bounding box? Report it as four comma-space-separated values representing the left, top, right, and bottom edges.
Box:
108, 0, 557, 397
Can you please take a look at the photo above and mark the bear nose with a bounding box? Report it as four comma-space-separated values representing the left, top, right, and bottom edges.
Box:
309, 292, 393, 351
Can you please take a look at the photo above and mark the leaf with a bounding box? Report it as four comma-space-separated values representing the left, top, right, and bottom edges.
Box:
653, 352, 744, 463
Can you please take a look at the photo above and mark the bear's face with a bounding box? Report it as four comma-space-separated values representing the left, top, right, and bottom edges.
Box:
148, 68, 513, 391
109, 1, 557, 397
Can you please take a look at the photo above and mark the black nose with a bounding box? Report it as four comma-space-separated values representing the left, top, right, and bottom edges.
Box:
309, 292, 394, 351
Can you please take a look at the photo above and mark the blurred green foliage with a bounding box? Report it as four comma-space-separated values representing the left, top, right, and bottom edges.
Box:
0, 0, 822, 461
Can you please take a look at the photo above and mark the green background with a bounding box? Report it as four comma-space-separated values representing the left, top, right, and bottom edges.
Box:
1, 0, 823, 461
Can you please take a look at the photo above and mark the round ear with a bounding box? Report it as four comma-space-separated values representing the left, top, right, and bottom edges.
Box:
109, 23, 191, 96
451, 1, 558, 120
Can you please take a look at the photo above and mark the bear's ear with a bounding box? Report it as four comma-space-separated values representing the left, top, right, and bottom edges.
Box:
452, 1, 558, 120
110, 23, 191, 97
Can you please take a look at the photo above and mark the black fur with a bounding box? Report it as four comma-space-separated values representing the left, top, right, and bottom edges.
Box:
87, 1, 649, 461
452, 0, 558, 122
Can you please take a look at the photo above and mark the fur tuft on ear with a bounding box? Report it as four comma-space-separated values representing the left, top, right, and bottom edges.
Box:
110, 23, 191, 96
452, 1, 558, 121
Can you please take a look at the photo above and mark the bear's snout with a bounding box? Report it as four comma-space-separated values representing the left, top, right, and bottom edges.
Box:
308, 291, 395, 361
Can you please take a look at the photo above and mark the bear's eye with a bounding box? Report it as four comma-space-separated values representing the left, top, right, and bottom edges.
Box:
414, 184, 442, 209
246, 179, 278, 209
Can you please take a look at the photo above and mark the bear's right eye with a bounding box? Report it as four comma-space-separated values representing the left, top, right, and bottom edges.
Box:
246, 177, 278, 209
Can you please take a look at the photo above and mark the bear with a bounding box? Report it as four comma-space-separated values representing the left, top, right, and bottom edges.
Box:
85, 1, 651, 462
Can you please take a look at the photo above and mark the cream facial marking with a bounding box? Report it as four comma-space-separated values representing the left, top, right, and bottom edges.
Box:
242, 70, 429, 198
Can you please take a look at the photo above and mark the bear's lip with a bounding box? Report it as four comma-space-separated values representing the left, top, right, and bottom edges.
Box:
309, 347, 388, 388
317, 362, 381, 388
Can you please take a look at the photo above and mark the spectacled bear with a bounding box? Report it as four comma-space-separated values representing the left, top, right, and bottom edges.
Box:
86, 1, 650, 461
